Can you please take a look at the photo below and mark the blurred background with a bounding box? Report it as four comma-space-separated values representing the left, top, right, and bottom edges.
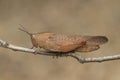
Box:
0, 0, 120, 80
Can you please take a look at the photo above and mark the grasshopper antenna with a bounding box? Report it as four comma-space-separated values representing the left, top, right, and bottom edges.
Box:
18, 24, 33, 36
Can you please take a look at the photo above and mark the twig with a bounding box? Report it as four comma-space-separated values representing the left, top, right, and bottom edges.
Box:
68, 54, 120, 63
0, 39, 120, 63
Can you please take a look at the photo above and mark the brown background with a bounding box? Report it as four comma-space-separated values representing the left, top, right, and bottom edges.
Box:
0, 0, 120, 80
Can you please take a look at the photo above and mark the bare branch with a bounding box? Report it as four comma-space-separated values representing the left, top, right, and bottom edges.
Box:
0, 39, 59, 56
0, 39, 120, 63
68, 54, 120, 63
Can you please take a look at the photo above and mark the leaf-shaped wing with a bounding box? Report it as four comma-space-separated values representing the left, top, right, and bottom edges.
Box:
45, 34, 85, 52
